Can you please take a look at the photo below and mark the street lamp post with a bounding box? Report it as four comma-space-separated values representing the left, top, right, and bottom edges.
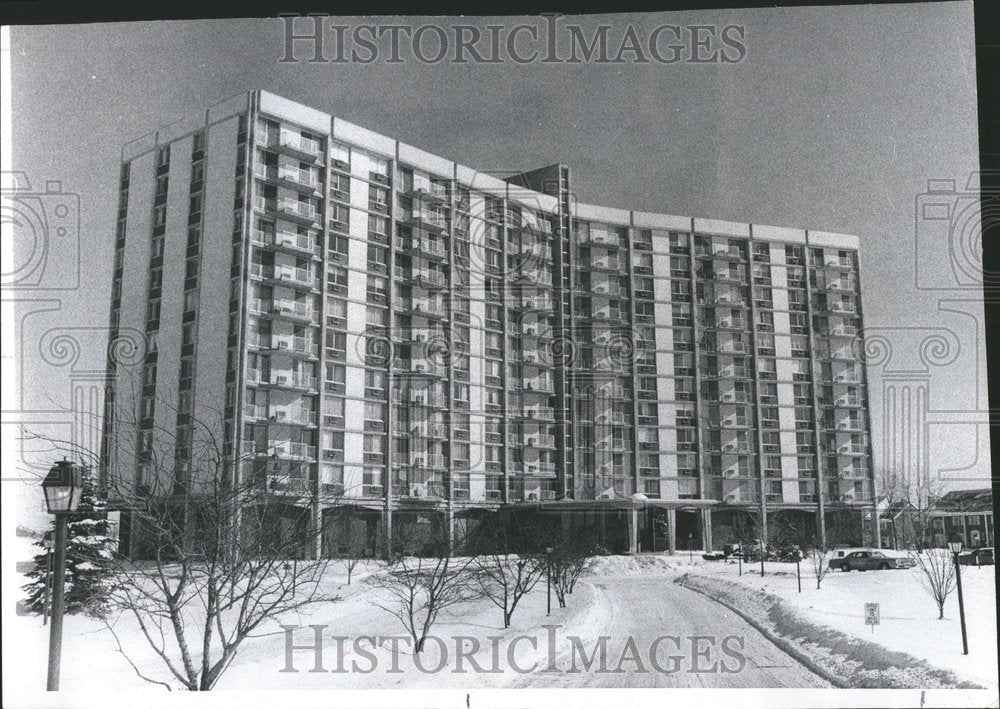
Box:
42, 535, 54, 626
947, 535, 969, 655
687, 533, 693, 563
545, 546, 553, 616
41, 460, 84, 691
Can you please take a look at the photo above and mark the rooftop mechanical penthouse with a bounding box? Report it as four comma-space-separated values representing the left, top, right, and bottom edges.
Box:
103, 90, 876, 558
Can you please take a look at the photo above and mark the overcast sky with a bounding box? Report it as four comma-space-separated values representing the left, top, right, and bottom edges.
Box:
7, 3, 988, 526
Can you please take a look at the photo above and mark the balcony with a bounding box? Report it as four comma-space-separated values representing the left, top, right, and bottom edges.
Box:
410, 453, 447, 470
252, 335, 319, 359
588, 255, 622, 272
716, 340, 747, 354
409, 423, 448, 440
263, 476, 314, 496
719, 390, 749, 404
402, 180, 448, 204
588, 230, 620, 249
713, 246, 744, 260
277, 166, 321, 193
403, 297, 447, 319
715, 267, 747, 284
835, 395, 862, 407
518, 406, 556, 422
519, 240, 553, 262
257, 229, 320, 258
402, 360, 448, 379
713, 317, 745, 330
276, 198, 320, 225
414, 269, 447, 290
514, 295, 553, 312
272, 265, 317, 291
267, 408, 318, 427
407, 236, 448, 261
523, 462, 558, 478
835, 419, 863, 432
518, 351, 553, 368
521, 378, 555, 394
276, 132, 323, 162
403, 389, 448, 408
263, 370, 318, 391
513, 269, 553, 288
829, 301, 856, 314
590, 281, 622, 298
824, 256, 854, 270
826, 277, 856, 292
711, 291, 741, 306
524, 433, 556, 449
262, 299, 319, 323
401, 211, 447, 234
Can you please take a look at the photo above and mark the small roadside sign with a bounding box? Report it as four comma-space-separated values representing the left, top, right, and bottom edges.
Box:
865, 602, 880, 632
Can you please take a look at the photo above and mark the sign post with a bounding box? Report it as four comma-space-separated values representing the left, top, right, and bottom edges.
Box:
864, 602, 880, 634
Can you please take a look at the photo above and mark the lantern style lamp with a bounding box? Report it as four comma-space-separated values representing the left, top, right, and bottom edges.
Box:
947, 535, 964, 555
42, 460, 84, 515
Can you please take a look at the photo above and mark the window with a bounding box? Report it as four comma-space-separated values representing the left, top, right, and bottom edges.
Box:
326, 297, 347, 326
368, 214, 388, 235
369, 155, 390, 177
330, 141, 350, 165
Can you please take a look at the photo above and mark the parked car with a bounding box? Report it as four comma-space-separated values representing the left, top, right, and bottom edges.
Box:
827, 547, 870, 571
958, 547, 994, 566
835, 550, 916, 571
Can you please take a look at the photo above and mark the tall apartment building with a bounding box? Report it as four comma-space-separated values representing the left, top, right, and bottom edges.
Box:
104, 90, 877, 557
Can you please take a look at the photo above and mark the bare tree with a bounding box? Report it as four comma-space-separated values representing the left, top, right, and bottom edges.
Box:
809, 548, 832, 589
879, 468, 944, 551
910, 548, 956, 620
23, 379, 343, 691
549, 530, 599, 609
327, 509, 368, 585
367, 543, 480, 654
472, 516, 545, 629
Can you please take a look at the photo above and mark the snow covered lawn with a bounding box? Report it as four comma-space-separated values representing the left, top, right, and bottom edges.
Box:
687, 556, 998, 689
4, 555, 607, 694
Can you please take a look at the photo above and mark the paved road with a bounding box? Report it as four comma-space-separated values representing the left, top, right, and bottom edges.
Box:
518, 575, 830, 688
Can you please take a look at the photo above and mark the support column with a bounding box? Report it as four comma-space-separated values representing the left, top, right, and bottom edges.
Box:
667, 508, 677, 555
383, 506, 393, 560
629, 507, 638, 554
446, 503, 455, 553
703, 508, 714, 552
310, 502, 321, 560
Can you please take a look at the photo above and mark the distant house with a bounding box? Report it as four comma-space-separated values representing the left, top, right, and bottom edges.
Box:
878, 500, 919, 550
928, 489, 994, 549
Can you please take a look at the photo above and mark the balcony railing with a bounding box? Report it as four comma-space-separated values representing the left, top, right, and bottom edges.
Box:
277, 132, 322, 159
277, 198, 320, 223
277, 166, 319, 190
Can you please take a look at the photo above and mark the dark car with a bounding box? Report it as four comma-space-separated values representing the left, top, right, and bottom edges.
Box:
836, 550, 916, 571
958, 547, 994, 566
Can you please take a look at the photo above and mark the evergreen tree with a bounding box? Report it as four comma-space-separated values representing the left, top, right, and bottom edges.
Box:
22, 469, 118, 618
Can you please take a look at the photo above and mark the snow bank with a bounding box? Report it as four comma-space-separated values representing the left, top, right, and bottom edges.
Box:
681, 560, 997, 689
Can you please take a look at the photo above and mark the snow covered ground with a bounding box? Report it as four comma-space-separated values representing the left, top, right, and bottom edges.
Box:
4, 551, 607, 693
5, 541, 996, 695
687, 556, 998, 689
